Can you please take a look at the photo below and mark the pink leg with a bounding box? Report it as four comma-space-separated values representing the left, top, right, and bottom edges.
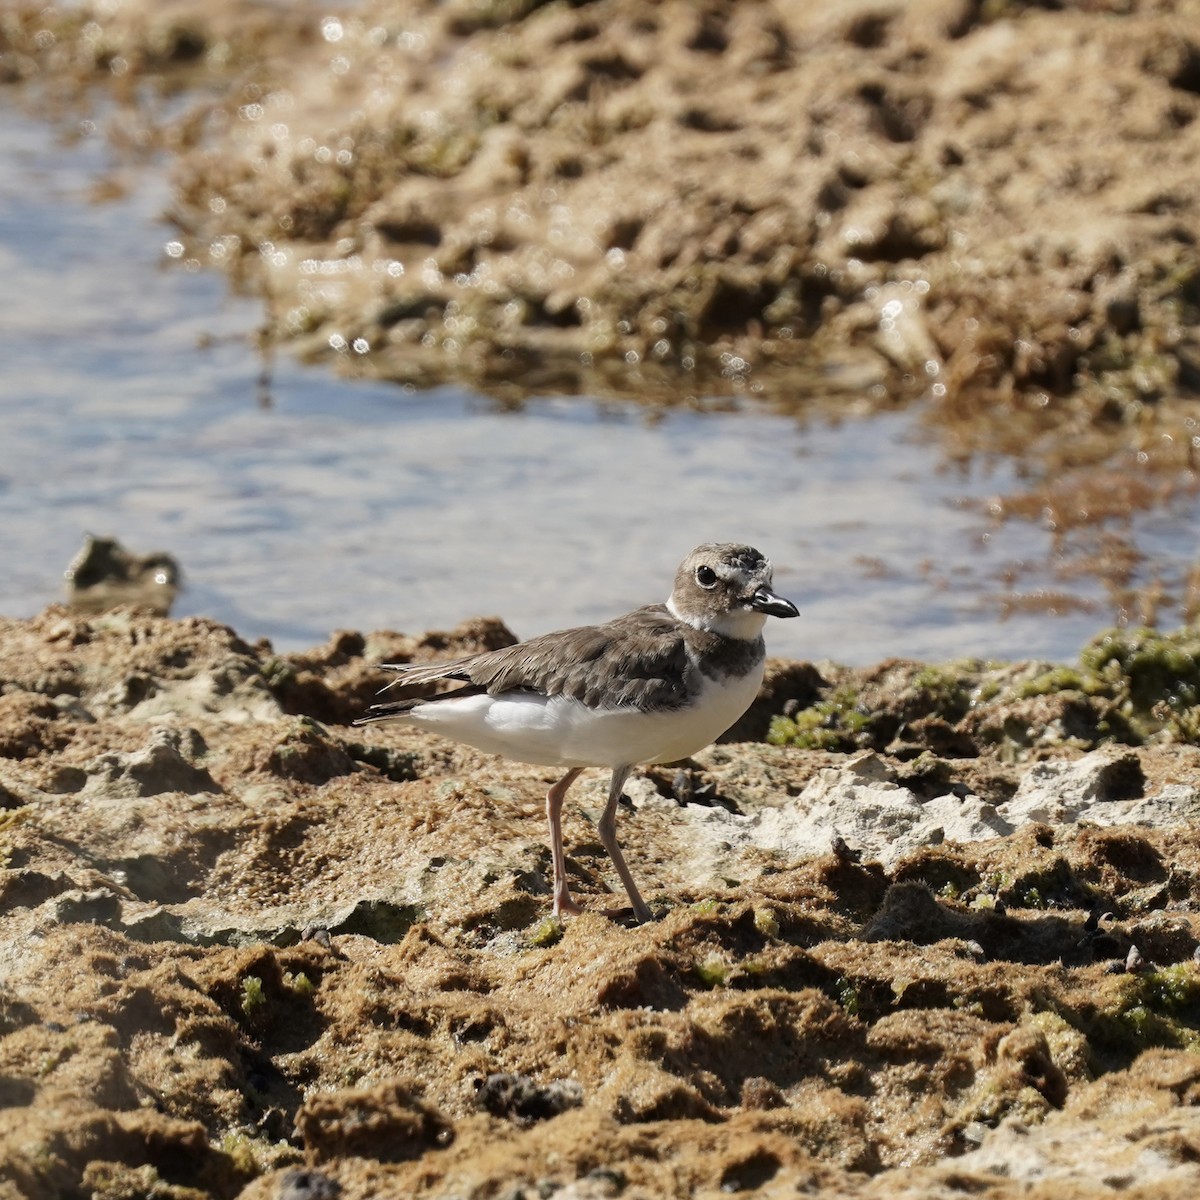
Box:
546, 768, 584, 916
597, 764, 653, 923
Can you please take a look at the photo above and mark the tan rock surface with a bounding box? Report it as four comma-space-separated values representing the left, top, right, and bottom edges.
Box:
1, 606, 1200, 1197
6, 1, 1200, 1193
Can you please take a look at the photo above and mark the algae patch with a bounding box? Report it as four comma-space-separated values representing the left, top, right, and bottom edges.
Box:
769, 625, 1200, 756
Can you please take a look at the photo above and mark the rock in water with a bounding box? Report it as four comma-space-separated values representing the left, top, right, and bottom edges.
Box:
64, 533, 181, 616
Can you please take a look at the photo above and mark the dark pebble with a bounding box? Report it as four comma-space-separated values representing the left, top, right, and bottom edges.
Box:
475, 1072, 583, 1123
278, 1168, 341, 1200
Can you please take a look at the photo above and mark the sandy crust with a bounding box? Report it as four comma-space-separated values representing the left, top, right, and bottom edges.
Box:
1, 606, 1200, 1197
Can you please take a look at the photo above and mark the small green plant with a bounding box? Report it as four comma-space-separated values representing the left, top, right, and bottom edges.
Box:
767, 686, 875, 751
753, 906, 780, 938
836, 976, 862, 1016
694, 955, 728, 988
219, 1130, 299, 1179
1086, 964, 1200, 1054
528, 916, 564, 948
283, 971, 314, 996
220, 1132, 260, 1175
260, 657, 294, 688
240, 976, 265, 1016
910, 666, 971, 720
1012, 666, 1092, 700
1080, 627, 1200, 732
0, 810, 30, 833
1137, 963, 1200, 1015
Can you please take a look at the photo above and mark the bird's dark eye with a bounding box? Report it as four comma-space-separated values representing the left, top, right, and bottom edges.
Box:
695, 565, 718, 589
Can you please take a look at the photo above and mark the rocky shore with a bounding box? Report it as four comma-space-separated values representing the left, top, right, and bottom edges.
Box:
2, 605, 1200, 1198
5, 1, 1200, 1195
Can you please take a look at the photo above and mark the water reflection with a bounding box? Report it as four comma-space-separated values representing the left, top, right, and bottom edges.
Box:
2, 106, 1198, 664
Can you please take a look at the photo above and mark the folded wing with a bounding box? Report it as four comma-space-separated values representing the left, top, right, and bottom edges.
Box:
357, 604, 691, 722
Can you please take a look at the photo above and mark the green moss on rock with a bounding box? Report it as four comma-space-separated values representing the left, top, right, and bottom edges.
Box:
767, 625, 1200, 757
767, 686, 876, 751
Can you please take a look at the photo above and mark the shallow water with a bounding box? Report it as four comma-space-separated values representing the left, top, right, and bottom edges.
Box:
0, 105, 1190, 665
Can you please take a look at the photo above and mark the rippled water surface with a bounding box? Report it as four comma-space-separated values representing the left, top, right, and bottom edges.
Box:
3, 106, 1192, 664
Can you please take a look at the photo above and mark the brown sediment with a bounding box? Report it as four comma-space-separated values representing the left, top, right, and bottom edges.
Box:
2, 606, 1200, 1196
4, 1, 1200, 415
6, 6, 1200, 1185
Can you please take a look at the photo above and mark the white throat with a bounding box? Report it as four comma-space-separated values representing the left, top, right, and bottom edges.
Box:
667, 596, 767, 641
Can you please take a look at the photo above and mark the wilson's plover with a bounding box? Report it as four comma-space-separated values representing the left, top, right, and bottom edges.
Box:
355, 543, 798, 923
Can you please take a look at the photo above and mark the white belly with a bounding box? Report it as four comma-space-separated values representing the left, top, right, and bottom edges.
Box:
401, 662, 764, 769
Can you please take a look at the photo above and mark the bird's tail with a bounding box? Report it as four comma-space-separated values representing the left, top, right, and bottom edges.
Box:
351, 696, 427, 727
375, 659, 476, 692
354, 666, 487, 725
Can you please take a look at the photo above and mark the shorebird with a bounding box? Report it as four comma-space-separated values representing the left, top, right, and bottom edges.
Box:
355, 543, 797, 922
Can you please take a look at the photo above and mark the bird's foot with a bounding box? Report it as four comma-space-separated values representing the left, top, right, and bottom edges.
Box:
554, 889, 657, 925
592, 900, 656, 926
553, 891, 585, 917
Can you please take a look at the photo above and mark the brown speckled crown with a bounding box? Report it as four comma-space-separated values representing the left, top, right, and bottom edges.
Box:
670, 543, 774, 622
